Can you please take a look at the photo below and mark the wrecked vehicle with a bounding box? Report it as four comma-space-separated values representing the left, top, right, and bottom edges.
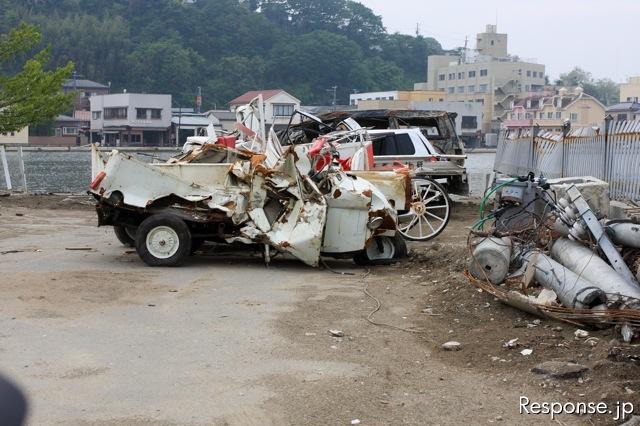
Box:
466, 174, 640, 341
278, 110, 457, 241
278, 109, 468, 195
88, 136, 405, 267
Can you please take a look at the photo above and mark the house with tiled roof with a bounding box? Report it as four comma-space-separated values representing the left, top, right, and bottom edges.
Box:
502, 87, 605, 131
229, 89, 301, 129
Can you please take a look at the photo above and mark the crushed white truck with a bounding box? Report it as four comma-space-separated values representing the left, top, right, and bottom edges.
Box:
88, 138, 407, 267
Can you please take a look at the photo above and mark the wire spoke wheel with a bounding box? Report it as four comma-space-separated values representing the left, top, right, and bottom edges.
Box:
397, 178, 451, 241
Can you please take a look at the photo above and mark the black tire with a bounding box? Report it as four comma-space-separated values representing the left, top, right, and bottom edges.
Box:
392, 233, 408, 259
114, 225, 135, 247
135, 214, 191, 267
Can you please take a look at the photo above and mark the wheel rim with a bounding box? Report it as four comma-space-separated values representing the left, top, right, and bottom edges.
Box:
397, 179, 450, 241
146, 226, 180, 259
365, 237, 395, 260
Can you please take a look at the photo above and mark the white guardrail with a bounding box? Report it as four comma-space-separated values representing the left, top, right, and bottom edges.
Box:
494, 120, 640, 203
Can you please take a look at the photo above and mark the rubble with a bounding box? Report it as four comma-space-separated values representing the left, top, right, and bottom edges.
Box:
466, 173, 640, 342
531, 361, 589, 379
441, 341, 462, 351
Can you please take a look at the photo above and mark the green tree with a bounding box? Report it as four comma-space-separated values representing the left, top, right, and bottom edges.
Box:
556, 67, 619, 106
0, 23, 73, 134
125, 37, 205, 106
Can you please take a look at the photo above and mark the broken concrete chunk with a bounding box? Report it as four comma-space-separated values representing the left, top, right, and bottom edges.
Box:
328, 329, 344, 338
442, 341, 462, 351
520, 349, 533, 356
574, 329, 589, 339
531, 361, 589, 379
503, 338, 519, 349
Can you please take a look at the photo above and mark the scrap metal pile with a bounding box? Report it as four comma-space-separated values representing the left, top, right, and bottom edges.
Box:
466, 174, 640, 341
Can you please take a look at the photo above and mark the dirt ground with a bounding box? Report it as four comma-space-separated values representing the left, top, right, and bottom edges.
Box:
1, 194, 640, 425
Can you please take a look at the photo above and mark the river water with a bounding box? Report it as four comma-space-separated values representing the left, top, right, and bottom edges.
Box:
1, 150, 495, 196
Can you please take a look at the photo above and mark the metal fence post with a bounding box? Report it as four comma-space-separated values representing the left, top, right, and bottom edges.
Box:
603, 114, 613, 181
0, 145, 12, 191
16, 146, 27, 192
561, 120, 571, 178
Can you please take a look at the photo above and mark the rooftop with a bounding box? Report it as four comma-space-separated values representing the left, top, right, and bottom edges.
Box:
62, 79, 109, 90
229, 89, 296, 105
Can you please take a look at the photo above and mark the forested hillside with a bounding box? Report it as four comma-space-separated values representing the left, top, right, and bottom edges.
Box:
0, 0, 445, 108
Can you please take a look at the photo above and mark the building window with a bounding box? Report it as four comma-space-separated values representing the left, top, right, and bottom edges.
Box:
136, 108, 163, 120
136, 108, 148, 119
525, 113, 532, 119
461, 116, 477, 129
617, 113, 628, 121
447, 87, 455, 94
62, 127, 78, 135
570, 112, 578, 122
468, 85, 475, 93
532, 71, 537, 78
480, 69, 488, 77
350, 99, 356, 106
478, 84, 488, 93
92, 111, 101, 120
510, 113, 515, 119
476, 99, 484, 104
468, 70, 476, 78
526, 70, 531, 77
457, 72, 464, 79
457, 86, 465, 93
547, 112, 553, 119
448, 73, 455, 80
104, 107, 127, 120
517, 113, 523, 120
525, 85, 530, 92
273, 104, 294, 117
555, 112, 562, 119
539, 112, 545, 119
439, 74, 445, 81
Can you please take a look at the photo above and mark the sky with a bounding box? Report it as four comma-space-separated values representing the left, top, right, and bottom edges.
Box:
357, 0, 638, 83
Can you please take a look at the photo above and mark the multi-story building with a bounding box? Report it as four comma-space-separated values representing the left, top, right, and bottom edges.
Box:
418, 24, 546, 133
90, 93, 172, 146
229, 89, 300, 130
62, 78, 110, 111
605, 102, 640, 122
502, 87, 605, 131
620, 76, 640, 103
349, 90, 445, 107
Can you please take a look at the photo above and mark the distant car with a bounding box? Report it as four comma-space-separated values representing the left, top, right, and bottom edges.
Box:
279, 109, 468, 196
279, 111, 461, 241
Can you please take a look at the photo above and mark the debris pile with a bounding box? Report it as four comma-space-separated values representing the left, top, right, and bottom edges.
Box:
467, 174, 640, 342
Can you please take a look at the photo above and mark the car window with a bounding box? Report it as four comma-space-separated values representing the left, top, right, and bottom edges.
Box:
371, 133, 416, 156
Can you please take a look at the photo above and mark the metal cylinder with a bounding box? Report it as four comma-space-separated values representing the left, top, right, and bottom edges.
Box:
607, 222, 640, 249
468, 237, 512, 284
551, 238, 640, 305
522, 250, 606, 309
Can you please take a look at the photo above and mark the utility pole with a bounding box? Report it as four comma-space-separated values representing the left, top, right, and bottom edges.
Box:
195, 86, 202, 113
326, 86, 338, 110
462, 36, 468, 63
415, 23, 420, 37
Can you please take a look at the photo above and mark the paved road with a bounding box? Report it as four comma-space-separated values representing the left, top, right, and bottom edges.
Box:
0, 206, 579, 425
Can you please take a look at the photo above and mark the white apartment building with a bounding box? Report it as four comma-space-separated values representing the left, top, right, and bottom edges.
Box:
90, 93, 172, 146
419, 25, 547, 132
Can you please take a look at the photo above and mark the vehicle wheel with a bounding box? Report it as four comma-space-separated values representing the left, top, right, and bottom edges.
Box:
135, 214, 191, 267
353, 236, 397, 265
397, 178, 451, 241
114, 225, 137, 247
392, 233, 408, 259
